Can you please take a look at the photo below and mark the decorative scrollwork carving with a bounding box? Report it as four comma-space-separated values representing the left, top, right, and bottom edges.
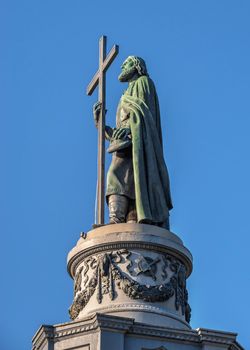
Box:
74, 266, 83, 295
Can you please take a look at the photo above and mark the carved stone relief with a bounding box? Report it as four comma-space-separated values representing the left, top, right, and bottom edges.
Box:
69, 249, 191, 323
127, 252, 160, 280
74, 266, 83, 295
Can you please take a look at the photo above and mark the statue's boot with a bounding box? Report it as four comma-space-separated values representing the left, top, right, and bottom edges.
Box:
108, 194, 128, 224
126, 199, 137, 223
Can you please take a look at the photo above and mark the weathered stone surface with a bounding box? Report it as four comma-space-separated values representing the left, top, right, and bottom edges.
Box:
32, 313, 244, 350
67, 223, 192, 329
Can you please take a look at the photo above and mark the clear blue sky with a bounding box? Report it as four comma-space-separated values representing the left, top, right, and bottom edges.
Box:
1, 1, 250, 349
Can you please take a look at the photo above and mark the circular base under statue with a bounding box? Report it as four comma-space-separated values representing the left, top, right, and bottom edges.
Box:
67, 223, 193, 330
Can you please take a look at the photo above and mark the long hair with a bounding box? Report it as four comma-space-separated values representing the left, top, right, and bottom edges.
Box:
127, 56, 148, 76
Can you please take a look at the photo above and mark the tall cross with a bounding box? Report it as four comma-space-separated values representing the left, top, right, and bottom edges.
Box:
86, 36, 119, 225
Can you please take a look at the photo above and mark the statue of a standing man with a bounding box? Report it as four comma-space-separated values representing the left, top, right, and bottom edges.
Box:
93, 56, 173, 228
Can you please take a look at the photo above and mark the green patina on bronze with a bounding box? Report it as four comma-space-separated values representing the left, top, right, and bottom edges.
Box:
106, 57, 172, 224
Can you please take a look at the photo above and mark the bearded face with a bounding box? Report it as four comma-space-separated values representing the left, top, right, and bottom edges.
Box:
118, 58, 137, 82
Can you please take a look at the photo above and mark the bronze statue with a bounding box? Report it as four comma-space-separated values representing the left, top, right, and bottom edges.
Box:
93, 56, 172, 228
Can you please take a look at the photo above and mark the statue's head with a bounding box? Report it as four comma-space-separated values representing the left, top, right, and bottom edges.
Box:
118, 56, 148, 82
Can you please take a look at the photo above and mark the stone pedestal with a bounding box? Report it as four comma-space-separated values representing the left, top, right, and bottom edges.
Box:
32, 224, 244, 350
67, 224, 192, 329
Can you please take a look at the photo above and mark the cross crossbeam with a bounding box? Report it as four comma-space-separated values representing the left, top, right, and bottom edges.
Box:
87, 44, 119, 96
86, 36, 119, 225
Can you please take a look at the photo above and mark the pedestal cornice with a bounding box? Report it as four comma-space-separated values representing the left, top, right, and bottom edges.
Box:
67, 223, 193, 279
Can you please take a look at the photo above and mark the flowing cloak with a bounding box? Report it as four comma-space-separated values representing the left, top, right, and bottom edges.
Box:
106, 75, 173, 224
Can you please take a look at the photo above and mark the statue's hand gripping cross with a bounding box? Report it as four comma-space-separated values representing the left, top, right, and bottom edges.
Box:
86, 36, 119, 225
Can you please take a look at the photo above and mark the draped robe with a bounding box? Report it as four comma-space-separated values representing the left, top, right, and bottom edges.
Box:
106, 75, 173, 224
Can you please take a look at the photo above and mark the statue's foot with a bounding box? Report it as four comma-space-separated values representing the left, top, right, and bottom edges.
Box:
126, 200, 137, 222
109, 217, 125, 224
126, 219, 137, 224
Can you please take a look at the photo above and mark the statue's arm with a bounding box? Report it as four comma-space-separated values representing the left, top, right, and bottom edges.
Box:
93, 102, 114, 140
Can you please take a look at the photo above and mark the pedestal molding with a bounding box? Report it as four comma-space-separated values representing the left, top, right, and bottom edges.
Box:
32, 314, 244, 350
67, 225, 193, 279
89, 302, 191, 328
